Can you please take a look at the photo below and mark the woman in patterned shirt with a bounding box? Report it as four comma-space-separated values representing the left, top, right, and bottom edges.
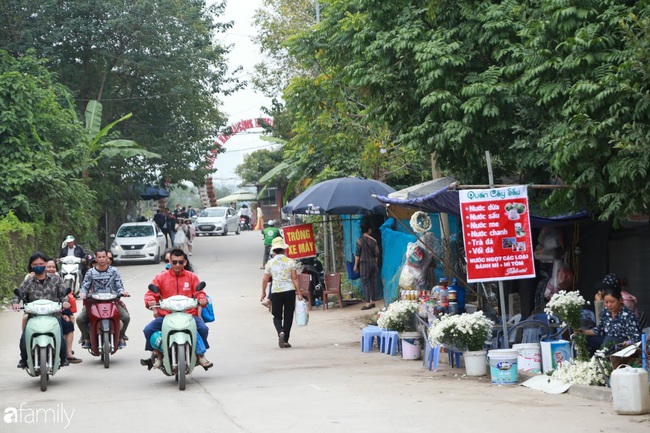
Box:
260, 237, 303, 348
579, 285, 641, 354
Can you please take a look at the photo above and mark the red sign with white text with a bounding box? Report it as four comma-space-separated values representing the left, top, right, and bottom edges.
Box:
282, 224, 316, 259
459, 186, 536, 282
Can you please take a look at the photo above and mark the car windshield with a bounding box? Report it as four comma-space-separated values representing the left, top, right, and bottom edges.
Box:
200, 208, 226, 218
117, 225, 154, 237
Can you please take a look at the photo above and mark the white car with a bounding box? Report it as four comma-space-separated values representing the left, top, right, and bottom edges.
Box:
110, 222, 166, 264
195, 207, 240, 236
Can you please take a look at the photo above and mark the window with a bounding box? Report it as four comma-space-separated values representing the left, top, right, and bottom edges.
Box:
260, 187, 277, 206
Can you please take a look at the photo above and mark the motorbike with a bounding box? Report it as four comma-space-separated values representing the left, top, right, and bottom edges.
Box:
239, 216, 252, 231
296, 253, 324, 306
14, 288, 69, 392
146, 281, 206, 390
83, 292, 127, 368
59, 256, 83, 298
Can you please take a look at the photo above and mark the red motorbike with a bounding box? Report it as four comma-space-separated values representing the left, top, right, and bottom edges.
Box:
84, 293, 126, 368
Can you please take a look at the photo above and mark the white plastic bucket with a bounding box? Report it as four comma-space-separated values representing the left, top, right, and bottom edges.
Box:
463, 350, 488, 376
611, 365, 650, 415
488, 349, 518, 385
513, 343, 542, 373
540, 340, 572, 372
401, 338, 421, 360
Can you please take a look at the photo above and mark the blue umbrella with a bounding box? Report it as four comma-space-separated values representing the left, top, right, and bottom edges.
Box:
282, 177, 395, 215
139, 186, 170, 201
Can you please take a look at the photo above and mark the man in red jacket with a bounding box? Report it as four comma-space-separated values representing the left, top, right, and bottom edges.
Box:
142, 249, 212, 369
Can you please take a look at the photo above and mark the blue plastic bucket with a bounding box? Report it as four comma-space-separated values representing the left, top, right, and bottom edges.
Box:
488, 349, 518, 385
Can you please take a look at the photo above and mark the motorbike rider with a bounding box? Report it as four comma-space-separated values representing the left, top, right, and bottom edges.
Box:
261, 220, 282, 269
12, 252, 71, 368
59, 235, 88, 280
77, 248, 130, 349
238, 204, 252, 229
142, 248, 212, 369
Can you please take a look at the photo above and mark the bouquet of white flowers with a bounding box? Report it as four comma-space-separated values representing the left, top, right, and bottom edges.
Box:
545, 290, 589, 360
551, 357, 609, 386
428, 311, 494, 352
377, 300, 419, 333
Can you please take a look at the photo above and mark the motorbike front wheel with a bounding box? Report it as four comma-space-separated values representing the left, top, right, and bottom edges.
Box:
103, 331, 110, 368
39, 346, 48, 392
176, 344, 186, 391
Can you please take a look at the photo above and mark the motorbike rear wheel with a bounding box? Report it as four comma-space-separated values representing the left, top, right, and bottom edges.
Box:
103, 331, 111, 368
176, 344, 186, 391
39, 346, 48, 392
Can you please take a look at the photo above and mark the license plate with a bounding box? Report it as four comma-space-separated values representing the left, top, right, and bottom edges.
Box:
123, 250, 139, 256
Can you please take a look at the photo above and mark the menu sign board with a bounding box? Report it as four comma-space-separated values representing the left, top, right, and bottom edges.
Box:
459, 186, 535, 282
282, 223, 316, 259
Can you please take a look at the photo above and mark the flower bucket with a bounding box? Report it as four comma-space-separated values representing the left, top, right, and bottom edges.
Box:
463, 350, 487, 376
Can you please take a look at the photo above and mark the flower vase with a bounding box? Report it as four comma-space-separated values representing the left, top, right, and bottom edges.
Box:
463, 350, 488, 376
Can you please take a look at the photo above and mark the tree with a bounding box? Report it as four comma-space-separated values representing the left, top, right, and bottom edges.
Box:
1, 0, 236, 187
0, 50, 97, 236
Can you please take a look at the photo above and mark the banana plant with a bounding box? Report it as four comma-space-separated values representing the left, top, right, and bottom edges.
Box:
80, 100, 160, 179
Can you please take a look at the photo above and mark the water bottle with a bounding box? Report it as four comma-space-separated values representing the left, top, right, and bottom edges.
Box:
437, 278, 449, 308
450, 277, 465, 313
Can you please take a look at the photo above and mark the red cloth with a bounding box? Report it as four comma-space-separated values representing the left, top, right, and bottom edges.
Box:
144, 269, 205, 317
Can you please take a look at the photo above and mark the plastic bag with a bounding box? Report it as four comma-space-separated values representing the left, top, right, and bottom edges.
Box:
201, 294, 215, 323
196, 333, 207, 355
346, 260, 360, 280
295, 299, 309, 326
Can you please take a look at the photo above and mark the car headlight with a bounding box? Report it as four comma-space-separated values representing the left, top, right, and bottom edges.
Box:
145, 240, 157, 248
111, 242, 122, 251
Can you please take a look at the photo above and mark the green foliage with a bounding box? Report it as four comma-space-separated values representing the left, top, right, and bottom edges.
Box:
256, 0, 650, 223
1, 0, 234, 188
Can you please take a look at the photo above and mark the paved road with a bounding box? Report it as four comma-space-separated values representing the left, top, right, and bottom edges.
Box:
1, 231, 648, 432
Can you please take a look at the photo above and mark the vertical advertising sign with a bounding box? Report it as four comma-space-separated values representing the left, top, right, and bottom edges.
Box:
459, 186, 535, 282
282, 223, 316, 260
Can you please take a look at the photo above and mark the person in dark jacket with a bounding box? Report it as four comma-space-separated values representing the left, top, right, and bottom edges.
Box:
59, 235, 85, 259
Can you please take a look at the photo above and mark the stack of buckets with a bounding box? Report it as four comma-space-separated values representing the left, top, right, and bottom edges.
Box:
487, 343, 543, 385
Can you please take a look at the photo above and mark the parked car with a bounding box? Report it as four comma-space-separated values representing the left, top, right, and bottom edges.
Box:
195, 207, 240, 236
110, 222, 166, 264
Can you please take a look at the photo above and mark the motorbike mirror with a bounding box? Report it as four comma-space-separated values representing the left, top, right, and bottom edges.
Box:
148, 284, 160, 294
195, 281, 206, 292
62, 287, 72, 297
13, 288, 24, 299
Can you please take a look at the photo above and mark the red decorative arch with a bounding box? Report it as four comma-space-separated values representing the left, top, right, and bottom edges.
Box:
202, 117, 274, 206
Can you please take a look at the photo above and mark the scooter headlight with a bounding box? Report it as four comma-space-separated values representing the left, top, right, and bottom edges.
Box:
91, 293, 118, 301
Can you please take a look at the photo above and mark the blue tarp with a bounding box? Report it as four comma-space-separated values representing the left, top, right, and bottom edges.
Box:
375, 185, 591, 228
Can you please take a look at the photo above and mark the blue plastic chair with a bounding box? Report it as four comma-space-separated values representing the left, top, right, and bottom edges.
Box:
381, 330, 399, 356
361, 325, 382, 352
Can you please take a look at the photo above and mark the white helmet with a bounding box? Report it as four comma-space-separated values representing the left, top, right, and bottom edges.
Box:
268, 220, 275, 226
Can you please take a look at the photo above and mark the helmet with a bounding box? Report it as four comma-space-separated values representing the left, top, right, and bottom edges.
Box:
150, 331, 162, 351
267, 220, 275, 226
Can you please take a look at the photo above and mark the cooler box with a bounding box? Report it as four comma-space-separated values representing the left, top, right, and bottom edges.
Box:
540, 340, 572, 372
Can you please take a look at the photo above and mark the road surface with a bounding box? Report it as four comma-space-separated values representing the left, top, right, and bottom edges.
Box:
1, 231, 648, 432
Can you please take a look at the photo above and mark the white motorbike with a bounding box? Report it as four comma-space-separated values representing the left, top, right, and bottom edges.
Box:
59, 256, 82, 298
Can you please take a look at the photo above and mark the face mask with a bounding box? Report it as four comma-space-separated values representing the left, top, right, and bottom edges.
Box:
32, 265, 46, 275
165, 263, 171, 270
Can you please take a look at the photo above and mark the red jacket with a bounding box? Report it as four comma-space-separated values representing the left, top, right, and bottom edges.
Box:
144, 269, 205, 316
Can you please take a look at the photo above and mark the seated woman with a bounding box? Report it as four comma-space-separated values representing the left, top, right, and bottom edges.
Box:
580, 284, 641, 354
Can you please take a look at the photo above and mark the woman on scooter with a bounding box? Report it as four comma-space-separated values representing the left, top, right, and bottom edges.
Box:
46, 260, 82, 363
12, 252, 71, 368
142, 248, 212, 369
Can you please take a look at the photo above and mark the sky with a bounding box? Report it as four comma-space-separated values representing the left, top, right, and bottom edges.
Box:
211, 0, 275, 190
